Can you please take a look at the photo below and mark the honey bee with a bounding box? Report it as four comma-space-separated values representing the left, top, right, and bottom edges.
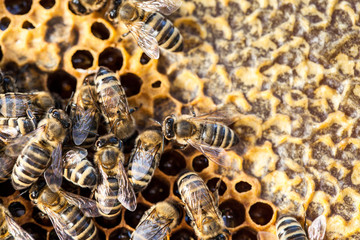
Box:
0, 126, 20, 182
177, 171, 229, 240
94, 134, 137, 218
163, 109, 240, 167
0, 204, 34, 240
107, 0, 183, 59
127, 126, 164, 193
6, 108, 71, 192
0, 71, 17, 93
0, 117, 37, 136
131, 201, 181, 240
69, 0, 107, 15
63, 148, 98, 190
29, 180, 100, 240
94, 67, 136, 140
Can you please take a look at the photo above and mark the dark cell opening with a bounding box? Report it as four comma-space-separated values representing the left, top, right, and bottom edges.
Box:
173, 181, 181, 199
0, 17, 10, 31
124, 203, 149, 228
159, 150, 186, 176
0, 46, 3, 62
235, 181, 252, 193
95, 214, 122, 229
170, 229, 197, 240
142, 176, 170, 203
0, 180, 15, 197
249, 202, 274, 226
98, 229, 106, 240
99, 47, 123, 72
152, 80, 161, 88
49, 230, 60, 240
22, 21, 35, 29
207, 178, 227, 196
71, 50, 94, 69
22, 223, 47, 240
33, 207, 52, 226
109, 228, 132, 240
192, 155, 209, 172
185, 214, 192, 226
91, 22, 110, 40
5, 0, 32, 15
8, 202, 25, 217
120, 73, 142, 97
122, 130, 138, 154
140, 52, 151, 65
40, 0, 55, 9
47, 70, 77, 99
219, 199, 246, 228
232, 227, 258, 240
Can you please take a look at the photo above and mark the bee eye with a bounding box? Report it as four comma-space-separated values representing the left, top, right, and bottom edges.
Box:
52, 111, 60, 119
109, 137, 118, 144
31, 191, 38, 199
96, 139, 105, 148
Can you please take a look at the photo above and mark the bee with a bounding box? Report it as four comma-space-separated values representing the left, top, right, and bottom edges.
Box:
163, 109, 240, 167
63, 147, 98, 190
107, 0, 183, 59
177, 171, 229, 240
127, 126, 164, 193
29, 180, 100, 240
0, 71, 17, 93
0, 204, 34, 240
131, 201, 181, 240
0, 117, 37, 136
94, 67, 136, 140
0, 126, 20, 182
7, 108, 71, 192
94, 134, 137, 218
69, 0, 107, 15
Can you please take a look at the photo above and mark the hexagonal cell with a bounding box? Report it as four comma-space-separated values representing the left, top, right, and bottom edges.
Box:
141, 176, 170, 203
39, 0, 55, 9
235, 181, 252, 193
95, 214, 122, 229
22, 223, 47, 240
169, 70, 200, 103
22, 21, 35, 29
140, 53, 151, 65
49, 229, 60, 240
0, 17, 10, 31
159, 150, 186, 176
5, 0, 32, 15
120, 73, 143, 97
153, 97, 177, 122
232, 227, 258, 240
109, 228, 132, 240
0, 180, 15, 197
207, 178, 227, 196
192, 155, 209, 172
8, 202, 25, 217
124, 203, 150, 229
47, 70, 77, 99
33, 206, 52, 226
152, 80, 161, 88
71, 50, 94, 69
91, 22, 110, 40
219, 199, 245, 228
99, 47, 123, 72
98, 229, 106, 240
170, 228, 197, 240
249, 202, 274, 226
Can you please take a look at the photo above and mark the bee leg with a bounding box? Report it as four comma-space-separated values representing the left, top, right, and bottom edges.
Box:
213, 177, 223, 206
122, 32, 130, 38
26, 109, 37, 127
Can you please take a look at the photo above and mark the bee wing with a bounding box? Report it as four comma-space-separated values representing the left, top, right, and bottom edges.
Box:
0, 152, 16, 178
97, 166, 117, 215
0, 125, 19, 144
257, 231, 277, 240
126, 21, 160, 59
44, 207, 75, 240
117, 160, 137, 211
72, 108, 96, 146
133, 219, 172, 239
5, 214, 35, 240
44, 143, 63, 192
60, 190, 102, 217
131, 139, 161, 171
308, 215, 326, 240
187, 108, 240, 126
134, 0, 182, 15
64, 147, 88, 166
187, 139, 232, 167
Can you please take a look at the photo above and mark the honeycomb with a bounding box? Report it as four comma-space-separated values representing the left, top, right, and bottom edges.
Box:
1, 0, 360, 239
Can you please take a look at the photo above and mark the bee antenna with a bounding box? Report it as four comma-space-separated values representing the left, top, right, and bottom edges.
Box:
65, 92, 75, 113
14, 189, 29, 200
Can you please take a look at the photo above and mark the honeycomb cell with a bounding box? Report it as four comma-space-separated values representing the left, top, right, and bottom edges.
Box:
170, 228, 197, 240
153, 97, 177, 122
98, 229, 106, 240
0, 17, 10, 31
22, 21, 35, 29
192, 155, 209, 172
249, 202, 274, 226
219, 199, 245, 228
39, 0, 55, 9
8, 202, 25, 217
22, 223, 47, 240
140, 53, 151, 65
169, 70, 200, 103
99, 47, 123, 72
120, 73, 142, 97
5, 0, 32, 15
91, 22, 110, 40
47, 70, 77, 99
71, 50, 94, 69
0, 180, 15, 197
141, 176, 170, 203
32, 207, 52, 226
124, 203, 150, 229
95, 214, 122, 229
232, 227, 258, 240
152, 80, 161, 88
109, 228, 132, 240
49, 229, 59, 240
122, 130, 138, 154
235, 181, 252, 193
207, 178, 227, 196
159, 150, 186, 176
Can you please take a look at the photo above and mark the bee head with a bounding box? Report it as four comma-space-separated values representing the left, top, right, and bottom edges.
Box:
163, 115, 176, 140
48, 108, 71, 129
29, 179, 47, 203
202, 217, 229, 238
96, 134, 122, 150
119, 2, 138, 21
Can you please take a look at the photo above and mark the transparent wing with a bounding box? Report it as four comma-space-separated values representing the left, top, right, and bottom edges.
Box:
101, 82, 130, 117
97, 166, 117, 215
5, 214, 35, 240
60, 190, 102, 217
64, 147, 88, 167
308, 215, 326, 240
117, 160, 137, 211
72, 108, 96, 145
133, 219, 172, 239
187, 107, 240, 126
126, 21, 160, 59
134, 0, 182, 15
44, 207, 74, 240
0, 152, 16, 178
257, 231, 277, 240
44, 143, 63, 192
0, 125, 19, 144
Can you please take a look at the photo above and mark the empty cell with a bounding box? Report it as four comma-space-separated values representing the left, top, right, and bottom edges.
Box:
99, 47, 123, 72
124, 203, 150, 229
170, 228, 197, 240
0, 17, 10, 31
0, 180, 15, 197
71, 50, 94, 69
91, 22, 110, 40
109, 228, 132, 240
232, 227, 258, 240
5, 0, 32, 15
152, 80, 162, 88
47, 70, 76, 99
21, 223, 47, 240
120, 73, 143, 97
235, 181, 252, 193
219, 199, 245, 228
140, 52, 151, 65
192, 155, 209, 172
159, 150, 186, 176
22, 21, 35, 29
8, 202, 25, 217
207, 178, 227, 196
249, 202, 274, 226
40, 0, 55, 9
141, 176, 170, 203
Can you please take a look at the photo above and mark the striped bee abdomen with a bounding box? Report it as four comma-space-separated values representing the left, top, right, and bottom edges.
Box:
0, 117, 37, 136
276, 216, 308, 240
63, 160, 97, 189
95, 177, 122, 218
200, 123, 239, 149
